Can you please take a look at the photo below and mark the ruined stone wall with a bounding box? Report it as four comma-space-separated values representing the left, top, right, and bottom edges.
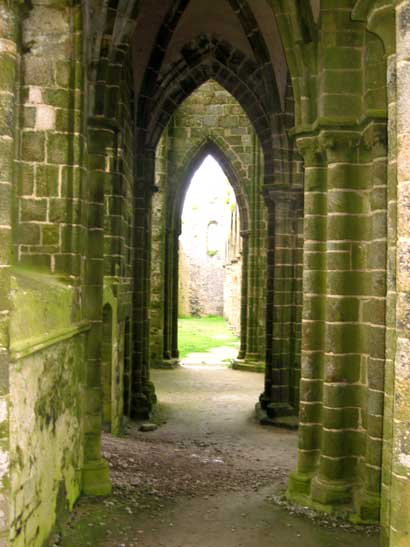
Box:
178, 246, 224, 317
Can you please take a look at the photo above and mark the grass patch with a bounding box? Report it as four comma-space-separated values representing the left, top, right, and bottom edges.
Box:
178, 316, 239, 358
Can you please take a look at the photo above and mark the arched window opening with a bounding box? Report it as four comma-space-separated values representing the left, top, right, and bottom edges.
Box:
206, 221, 219, 257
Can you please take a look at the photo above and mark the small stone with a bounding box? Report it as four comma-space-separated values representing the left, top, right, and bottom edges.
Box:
139, 423, 158, 432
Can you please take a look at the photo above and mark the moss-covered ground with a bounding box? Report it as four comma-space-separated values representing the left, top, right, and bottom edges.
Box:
178, 316, 239, 359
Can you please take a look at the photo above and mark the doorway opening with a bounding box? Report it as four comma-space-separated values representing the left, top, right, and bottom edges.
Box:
178, 155, 241, 367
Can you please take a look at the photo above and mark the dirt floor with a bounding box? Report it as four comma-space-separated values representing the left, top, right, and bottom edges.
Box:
55, 362, 379, 547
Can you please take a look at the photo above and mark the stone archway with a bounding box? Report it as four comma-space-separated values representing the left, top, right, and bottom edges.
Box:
148, 76, 269, 373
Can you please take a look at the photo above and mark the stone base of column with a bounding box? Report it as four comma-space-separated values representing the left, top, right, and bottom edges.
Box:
287, 469, 314, 499
131, 392, 152, 420
255, 402, 299, 429
151, 358, 180, 369
144, 380, 157, 405
352, 489, 380, 523
287, 473, 379, 523
287, 473, 353, 514
232, 358, 265, 372
82, 459, 112, 496
310, 476, 354, 507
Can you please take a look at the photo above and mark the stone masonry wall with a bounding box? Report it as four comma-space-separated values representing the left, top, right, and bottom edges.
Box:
4, 0, 136, 543
7, 3, 88, 545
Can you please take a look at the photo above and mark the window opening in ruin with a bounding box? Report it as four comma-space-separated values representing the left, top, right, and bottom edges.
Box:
178, 155, 242, 367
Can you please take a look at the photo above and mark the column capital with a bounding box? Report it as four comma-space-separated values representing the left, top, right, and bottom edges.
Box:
262, 185, 303, 210
295, 135, 324, 167
318, 129, 362, 162
362, 120, 388, 154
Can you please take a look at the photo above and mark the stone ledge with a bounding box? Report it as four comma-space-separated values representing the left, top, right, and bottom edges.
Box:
231, 359, 265, 373
10, 321, 91, 361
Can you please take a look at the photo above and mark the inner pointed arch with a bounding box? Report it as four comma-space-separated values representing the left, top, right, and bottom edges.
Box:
173, 138, 250, 235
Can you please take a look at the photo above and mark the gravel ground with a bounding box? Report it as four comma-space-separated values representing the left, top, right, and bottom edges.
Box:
55, 364, 379, 547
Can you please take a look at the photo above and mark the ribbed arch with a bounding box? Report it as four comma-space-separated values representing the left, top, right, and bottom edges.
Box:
144, 36, 273, 157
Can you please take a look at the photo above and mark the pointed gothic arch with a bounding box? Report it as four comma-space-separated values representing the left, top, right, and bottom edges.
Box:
171, 138, 250, 236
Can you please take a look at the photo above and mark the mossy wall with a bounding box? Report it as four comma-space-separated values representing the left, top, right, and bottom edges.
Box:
8, 270, 85, 547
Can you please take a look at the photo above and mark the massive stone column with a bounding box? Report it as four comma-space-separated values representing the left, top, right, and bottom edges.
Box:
288, 124, 388, 518
131, 148, 157, 418
288, 136, 326, 488
81, 120, 114, 497
259, 188, 303, 424
310, 129, 372, 508
131, 181, 155, 418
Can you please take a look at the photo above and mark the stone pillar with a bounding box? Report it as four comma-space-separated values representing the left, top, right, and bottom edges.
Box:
0, 0, 18, 542
288, 135, 327, 496
237, 232, 249, 359
289, 128, 383, 511
131, 146, 157, 417
233, 136, 265, 372
131, 169, 153, 419
259, 196, 277, 405
149, 181, 166, 369
380, 46, 397, 546
81, 121, 113, 496
309, 130, 369, 507
162, 228, 172, 361
160, 227, 179, 368
171, 229, 180, 360
258, 189, 301, 425
141, 204, 157, 407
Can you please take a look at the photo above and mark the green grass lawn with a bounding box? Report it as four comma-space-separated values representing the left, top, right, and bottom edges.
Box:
178, 316, 239, 358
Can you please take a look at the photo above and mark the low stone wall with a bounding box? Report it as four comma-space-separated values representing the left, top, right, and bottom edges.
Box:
9, 271, 85, 546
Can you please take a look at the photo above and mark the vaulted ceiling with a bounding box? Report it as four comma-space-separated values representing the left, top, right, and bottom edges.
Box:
131, 0, 288, 108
